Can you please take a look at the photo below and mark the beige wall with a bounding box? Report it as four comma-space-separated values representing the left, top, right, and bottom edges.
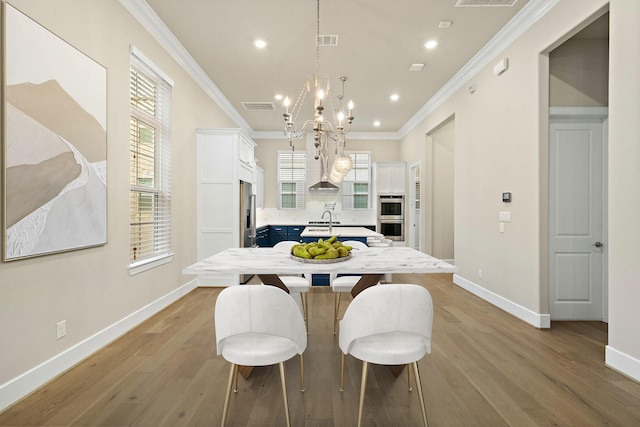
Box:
0, 0, 236, 389
550, 38, 609, 106
608, 0, 640, 374
430, 119, 455, 260
400, 0, 609, 314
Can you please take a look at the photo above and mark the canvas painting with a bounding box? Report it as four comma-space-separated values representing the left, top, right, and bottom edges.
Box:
3, 3, 107, 260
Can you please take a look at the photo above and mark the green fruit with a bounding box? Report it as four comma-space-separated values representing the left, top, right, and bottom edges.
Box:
316, 247, 338, 259
337, 247, 348, 257
290, 244, 302, 254
326, 236, 337, 244
293, 246, 311, 259
343, 245, 352, 251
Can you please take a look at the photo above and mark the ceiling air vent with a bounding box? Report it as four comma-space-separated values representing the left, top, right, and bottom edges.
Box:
455, 0, 518, 6
241, 102, 275, 111
317, 35, 338, 46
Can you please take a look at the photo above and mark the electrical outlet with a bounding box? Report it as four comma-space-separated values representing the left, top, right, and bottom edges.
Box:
478, 269, 484, 279
56, 320, 66, 340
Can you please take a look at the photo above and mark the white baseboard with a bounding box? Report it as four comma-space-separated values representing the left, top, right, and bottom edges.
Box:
605, 346, 640, 383
0, 279, 199, 413
453, 274, 551, 328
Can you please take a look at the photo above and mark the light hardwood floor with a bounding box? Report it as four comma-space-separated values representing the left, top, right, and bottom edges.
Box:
1, 274, 639, 426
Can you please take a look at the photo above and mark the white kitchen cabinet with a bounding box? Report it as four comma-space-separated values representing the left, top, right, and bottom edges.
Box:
254, 165, 265, 209
376, 162, 406, 194
196, 128, 256, 286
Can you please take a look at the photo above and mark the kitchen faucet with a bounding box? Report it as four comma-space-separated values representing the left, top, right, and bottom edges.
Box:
322, 210, 333, 233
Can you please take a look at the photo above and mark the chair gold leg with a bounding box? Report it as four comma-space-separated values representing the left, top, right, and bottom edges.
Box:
233, 364, 239, 393
279, 361, 292, 427
340, 352, 345, 391
333, 293, 342, 335
300, 354, 305, 392
357, 361, 368, 427
407, 363, 413, 391
221, 363, 235, 427
412, 362, 429, 427
301, 293, 309, 333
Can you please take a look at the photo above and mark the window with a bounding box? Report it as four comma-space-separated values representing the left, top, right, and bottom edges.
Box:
278, 151, 306, 209
342, 152, 371, 209
129, 47, 173, 269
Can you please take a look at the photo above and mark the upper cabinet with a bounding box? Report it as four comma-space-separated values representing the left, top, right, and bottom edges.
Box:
376, 162, 406, 194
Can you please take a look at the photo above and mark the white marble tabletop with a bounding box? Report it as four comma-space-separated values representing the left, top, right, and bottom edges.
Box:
183, 246, 457, 276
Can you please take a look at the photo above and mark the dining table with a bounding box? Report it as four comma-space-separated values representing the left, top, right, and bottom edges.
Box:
182, 245, 457, 296
183, 245, 457, 378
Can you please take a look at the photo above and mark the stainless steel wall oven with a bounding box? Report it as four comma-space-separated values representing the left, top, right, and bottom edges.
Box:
378, 195, 404, 241
378, 195, 404, 219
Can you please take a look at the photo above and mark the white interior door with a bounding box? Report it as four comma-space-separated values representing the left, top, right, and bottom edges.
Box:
409, 162, 421, 250
549, 118, 607, 320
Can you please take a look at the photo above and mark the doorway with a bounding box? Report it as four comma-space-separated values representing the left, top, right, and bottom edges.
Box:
408, 162, 421, 251
548, 111, 607, 320
547, 12, 609, 321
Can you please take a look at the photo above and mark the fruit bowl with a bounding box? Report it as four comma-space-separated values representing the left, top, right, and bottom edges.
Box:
288, 237, 354, 262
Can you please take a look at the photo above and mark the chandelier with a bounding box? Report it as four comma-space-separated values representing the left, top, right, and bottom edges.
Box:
281, 0, 355, 185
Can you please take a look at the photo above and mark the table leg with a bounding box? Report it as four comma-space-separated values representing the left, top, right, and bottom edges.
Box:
351, 274, 384, 298
257, 274, 290, 293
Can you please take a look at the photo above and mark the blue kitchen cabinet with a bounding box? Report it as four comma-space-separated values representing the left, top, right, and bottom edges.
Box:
269, 226, 288, 246
256, 226, 270, 247
269, 225, 304, 246
287, 226, 304, 242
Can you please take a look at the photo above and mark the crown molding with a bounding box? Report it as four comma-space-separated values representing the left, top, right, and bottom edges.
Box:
399, 0, 559, 138
119, 0, 253, 135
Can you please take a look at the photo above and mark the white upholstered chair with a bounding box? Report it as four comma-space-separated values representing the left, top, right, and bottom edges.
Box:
329, 240, 374, 334
215, 285, 307, 427
272, 240, 312, 330
338, 284, 434, 427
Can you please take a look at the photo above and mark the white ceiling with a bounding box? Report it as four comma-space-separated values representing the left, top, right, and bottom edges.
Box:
141, 0, 538, 136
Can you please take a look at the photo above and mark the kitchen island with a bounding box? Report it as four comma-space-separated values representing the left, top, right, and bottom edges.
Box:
301, 226, 382, 240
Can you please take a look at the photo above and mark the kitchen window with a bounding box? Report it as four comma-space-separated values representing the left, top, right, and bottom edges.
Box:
342, 152, 371, 209
278, 150, 306, 209
129, 47, 174, 273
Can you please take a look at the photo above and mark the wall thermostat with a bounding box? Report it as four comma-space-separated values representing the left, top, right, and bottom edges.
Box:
502, 192, 512, 203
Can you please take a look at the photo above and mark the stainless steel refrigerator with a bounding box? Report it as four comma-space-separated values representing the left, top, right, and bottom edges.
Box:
239, 180, 256, 283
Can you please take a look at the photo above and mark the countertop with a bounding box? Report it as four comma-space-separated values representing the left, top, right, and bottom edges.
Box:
300, 226, 383, 238
184, 246, 456, 276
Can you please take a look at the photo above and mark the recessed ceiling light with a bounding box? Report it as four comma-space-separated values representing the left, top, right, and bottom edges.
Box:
275, 94, 283, 100
424, 40, 438, 49
254, 39, 267, 49
373, 121, 381, 127
390, 94, 400, 101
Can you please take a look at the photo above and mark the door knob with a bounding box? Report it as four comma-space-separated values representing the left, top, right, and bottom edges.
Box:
593, 241, 604, 248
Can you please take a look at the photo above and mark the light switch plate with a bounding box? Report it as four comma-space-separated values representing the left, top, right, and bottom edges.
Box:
499, 211, 511, 222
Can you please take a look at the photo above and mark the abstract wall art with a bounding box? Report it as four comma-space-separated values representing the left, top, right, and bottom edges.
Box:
2, 3, 107, 260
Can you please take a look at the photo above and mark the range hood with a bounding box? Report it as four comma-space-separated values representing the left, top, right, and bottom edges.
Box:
309, 180, 339, 191
309, 148, 339, 191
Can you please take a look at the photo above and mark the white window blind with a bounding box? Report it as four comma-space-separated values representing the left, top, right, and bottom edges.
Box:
278, 151, 306, 209
129, 50, 172, 266
342, 152, 371, 209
